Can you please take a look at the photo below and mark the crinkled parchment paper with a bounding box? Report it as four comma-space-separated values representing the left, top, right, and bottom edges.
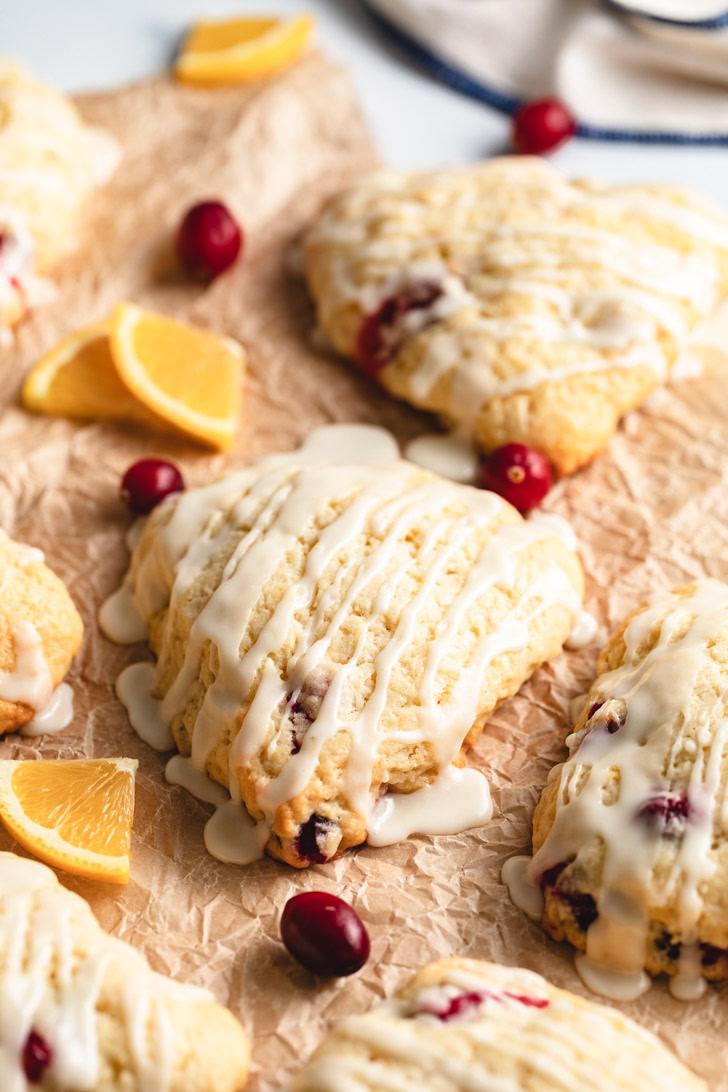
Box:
2, 49, 728, 1092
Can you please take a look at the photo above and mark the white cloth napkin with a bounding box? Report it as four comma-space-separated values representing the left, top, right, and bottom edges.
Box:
363, 0, 728, 142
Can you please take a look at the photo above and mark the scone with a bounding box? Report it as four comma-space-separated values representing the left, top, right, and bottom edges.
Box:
0, 61, 118, 337
0, 851, 249, 1091
291, 957, 706, 1091
304, 157, 728, 475
531, 581, 728, 998
0, 529, 83, 735
115, 448, 583, 866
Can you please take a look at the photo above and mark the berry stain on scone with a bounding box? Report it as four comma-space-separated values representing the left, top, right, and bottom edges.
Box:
505, 581, 728, 1002
0, 852, 250, 1092
304, 157, 728, 475
291, 957, 706, 1091
0, 530, 83, 736
101, 424, 584, 868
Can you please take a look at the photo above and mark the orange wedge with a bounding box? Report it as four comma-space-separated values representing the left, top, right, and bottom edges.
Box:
175, 13, 314, 87
109, 302, 244, 451
21, 320, 157, 424
0, 757, 137, 884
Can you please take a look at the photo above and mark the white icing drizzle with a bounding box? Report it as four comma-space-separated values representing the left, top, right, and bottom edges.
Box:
403, 433, 479, 484
0, 852, 212, 1092
368, 766, 492, 847
564, 610, 598, 650
103, 424, 582, 862
307, 160, 728, 427
116, 663, 173, 751
0, 620, 54, 712
527, 581, 728, 1001
98, 585, 149, 644
20, 682, 74, 737
292, 960, 704, 1092
165, 756, 266, 866
501, 855, 543, 921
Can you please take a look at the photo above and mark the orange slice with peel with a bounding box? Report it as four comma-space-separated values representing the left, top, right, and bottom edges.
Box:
0, 757, 137, 884
109, 302, 244, 452
21, 320, 157, 424
175, 13, 314, 87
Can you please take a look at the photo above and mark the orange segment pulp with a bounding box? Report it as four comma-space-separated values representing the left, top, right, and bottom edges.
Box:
175, 13, 315, 86
0, 757, 137, 884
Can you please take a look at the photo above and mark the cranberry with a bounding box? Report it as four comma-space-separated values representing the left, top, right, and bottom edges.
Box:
356, 280, 442, 379
286, 675, 329, 754
505, 992, 549, 1009
177, 200, 243, 279
295, 813, 335, 864
120, 459, 184, 515
655, 931, 682, 962
587, 701, 604, 719
540, 861, 567, 890
512, 98, 577, 156
539, 862, 597, 931
433, 991, 484, 1021
23, 1030, 52, 1083
479, 443, 553, 512
280, 891, 370, 977
701, 943, 726, 967
637, 791, 692, 836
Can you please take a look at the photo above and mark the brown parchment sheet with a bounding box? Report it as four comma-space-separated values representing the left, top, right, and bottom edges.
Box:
2, 49, 728, 1092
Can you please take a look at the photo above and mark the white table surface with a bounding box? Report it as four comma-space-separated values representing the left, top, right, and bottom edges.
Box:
2, 0, 728, 200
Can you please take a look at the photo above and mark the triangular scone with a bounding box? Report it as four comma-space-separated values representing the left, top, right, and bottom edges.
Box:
0, 851, 250, 1091
0, 530, 83, 735
291, 957, 706, 1091
531, 581, 728, 996
118, 451, 583, 866
304, 157, 728, 475
0, 61, 118, 335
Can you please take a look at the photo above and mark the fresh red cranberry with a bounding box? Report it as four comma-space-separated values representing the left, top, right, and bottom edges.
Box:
295, 812, 334, 864
23, 1030, 52, 1083
637, 791, 692, 836
701, 943, 726, 967
280, 891, 370, 977
479, 443, 553, 512
120, 459, 184, 515
356, 280, 442, 379
512, 98, 577, 156
177, 200, 243, 279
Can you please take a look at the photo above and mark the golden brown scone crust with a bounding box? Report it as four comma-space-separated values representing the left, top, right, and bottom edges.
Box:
305, 157, 728, 475
0, 531, 83, 734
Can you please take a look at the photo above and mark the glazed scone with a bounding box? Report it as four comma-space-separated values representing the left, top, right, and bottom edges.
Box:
0, 530, 83, 735
0, 851, 249, 1092
304, 157, 728, 475
530, 581, 728, 998
115, 444, 583, 867
291, 957, 706, 1091
0, 61, 118, 337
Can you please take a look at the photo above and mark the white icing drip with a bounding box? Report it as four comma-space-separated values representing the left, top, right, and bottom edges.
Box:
165, 754, 228, 807
574, 955, 651, 1003
0, 620, 54, 711
565, 610, 598, 650
116, 663, 173, 751
403, 433, 479, 484
501, 855, 544, 921
106, 424, 581, 861
368, 766, 492, 847
0, 853, 211, 1092
98, 585, 149, 644
165, 756, 268, 865
20, 682, 74, 736
530, 581, 728, 999
203, 800, 268, 866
